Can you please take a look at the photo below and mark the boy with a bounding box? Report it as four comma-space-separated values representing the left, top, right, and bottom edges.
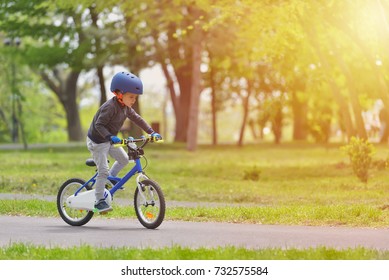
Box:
87, 71, 161, 213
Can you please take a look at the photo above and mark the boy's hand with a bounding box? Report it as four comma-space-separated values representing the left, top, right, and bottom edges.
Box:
151, 132, 162, 142
110, 135, 122, 144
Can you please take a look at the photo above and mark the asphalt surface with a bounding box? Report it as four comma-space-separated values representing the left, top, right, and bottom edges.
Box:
1, 215, 389, 249
1, 194, 389, 249
0, 194, 389, 250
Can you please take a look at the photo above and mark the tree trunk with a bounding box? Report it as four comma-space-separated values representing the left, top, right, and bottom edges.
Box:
90, 6, 107, 107
165, 19, 193, 143
209, 60, 218, 145
186, 9, 203, 151
291, 91, 308, 140
97, 66, 107, 106
63, 71, 83, 141
272, 100, 283, 144
175, 63, 192, 143
237, 79, 252, 147
248, 119, 258, 139
63, 99, 83, 142
41, 70, 83, 142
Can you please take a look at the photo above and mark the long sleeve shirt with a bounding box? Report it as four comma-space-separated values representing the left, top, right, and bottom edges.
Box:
87, 97, 154, 144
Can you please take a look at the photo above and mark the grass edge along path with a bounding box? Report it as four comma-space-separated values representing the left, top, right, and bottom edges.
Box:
1, 199, 389, 228
1, 243, 389, 260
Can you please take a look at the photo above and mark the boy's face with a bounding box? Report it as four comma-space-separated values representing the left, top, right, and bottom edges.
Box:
122, 93, 138, 107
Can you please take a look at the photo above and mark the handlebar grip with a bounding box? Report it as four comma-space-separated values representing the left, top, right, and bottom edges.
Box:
112, 139, 126, 147
113, 143, 125, 148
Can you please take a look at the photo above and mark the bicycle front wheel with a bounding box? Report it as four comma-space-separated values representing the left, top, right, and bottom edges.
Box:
57, 178, 94, 226
134, 179, 165, 229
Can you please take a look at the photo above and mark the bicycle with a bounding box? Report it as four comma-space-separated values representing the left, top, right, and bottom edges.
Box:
56, 136, 165, 229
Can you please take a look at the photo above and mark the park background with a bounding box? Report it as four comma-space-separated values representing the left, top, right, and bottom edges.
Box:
2, 0, 389, 149
2, 0, 389, 261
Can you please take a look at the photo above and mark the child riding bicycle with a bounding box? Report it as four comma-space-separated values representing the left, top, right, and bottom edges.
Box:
86, 71, 162, 213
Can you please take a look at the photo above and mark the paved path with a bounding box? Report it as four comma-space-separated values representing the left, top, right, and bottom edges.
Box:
1, 193, 389, 250
1, 215, 389, 250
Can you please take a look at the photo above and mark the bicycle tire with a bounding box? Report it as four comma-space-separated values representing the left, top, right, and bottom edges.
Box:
134, 179, 165, 229
57, 178, 94, 226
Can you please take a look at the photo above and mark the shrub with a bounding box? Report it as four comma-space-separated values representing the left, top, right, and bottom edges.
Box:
341, 137, 375, 183
243, 166, 261, 181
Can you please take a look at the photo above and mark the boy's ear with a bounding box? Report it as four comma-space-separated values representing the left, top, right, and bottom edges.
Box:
114, 91, 123, 99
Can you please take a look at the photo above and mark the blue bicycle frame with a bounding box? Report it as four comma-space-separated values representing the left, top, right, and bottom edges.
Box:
75, 157, 144, 198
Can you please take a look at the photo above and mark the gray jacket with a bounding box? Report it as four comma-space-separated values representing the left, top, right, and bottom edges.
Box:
87, 97, 154, 144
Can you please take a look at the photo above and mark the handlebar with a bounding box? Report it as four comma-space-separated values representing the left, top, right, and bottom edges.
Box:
113, 136, 164, 149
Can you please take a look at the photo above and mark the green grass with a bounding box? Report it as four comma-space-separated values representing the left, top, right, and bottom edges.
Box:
1, 243, 389, 260
2, 142, 389, 227
2, 199, 389, 227
2, 143, 389, 259
2, 142, 389, 204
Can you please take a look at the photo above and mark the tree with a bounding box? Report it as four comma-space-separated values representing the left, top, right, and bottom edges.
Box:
0, 0, 128, 141
0, 1, 86, 141
0, 43, 27, 145
186, 6, 205, 151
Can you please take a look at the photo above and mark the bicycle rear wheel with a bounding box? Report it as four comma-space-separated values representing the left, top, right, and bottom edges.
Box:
134, 179, 165, 229
57, 178, 94, 226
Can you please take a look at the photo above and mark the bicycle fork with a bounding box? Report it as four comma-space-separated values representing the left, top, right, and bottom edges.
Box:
136, 173, 154, 206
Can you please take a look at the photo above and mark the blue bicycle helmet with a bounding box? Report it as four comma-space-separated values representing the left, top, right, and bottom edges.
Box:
110, 71, 143, 95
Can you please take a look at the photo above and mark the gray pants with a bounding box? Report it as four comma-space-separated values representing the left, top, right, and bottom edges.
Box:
86, 137, 130, 201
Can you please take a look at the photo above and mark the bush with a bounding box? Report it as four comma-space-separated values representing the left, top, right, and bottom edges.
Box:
341, 137, 375, 183
243, 166, 261, 181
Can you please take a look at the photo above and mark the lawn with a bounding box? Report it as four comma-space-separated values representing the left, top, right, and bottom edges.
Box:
2, 243, 389, 260
1, 142, 389, 260
1, 142, 389, 227
2, 142, 389, 203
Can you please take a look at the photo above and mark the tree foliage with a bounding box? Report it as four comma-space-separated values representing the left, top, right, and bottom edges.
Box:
2, 0, 389, 148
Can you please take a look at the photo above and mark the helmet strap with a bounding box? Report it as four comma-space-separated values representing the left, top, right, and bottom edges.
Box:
113, 91, 125, 107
